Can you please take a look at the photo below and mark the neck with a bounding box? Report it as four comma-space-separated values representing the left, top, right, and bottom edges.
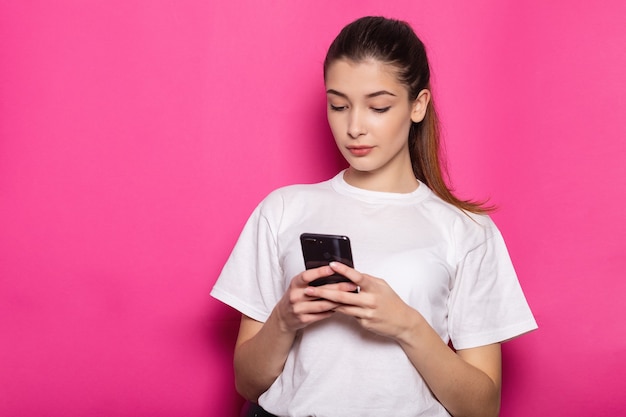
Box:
343, 166, 419, 193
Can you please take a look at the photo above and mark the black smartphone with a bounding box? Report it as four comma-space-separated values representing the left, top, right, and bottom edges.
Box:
300, 233, 354, 287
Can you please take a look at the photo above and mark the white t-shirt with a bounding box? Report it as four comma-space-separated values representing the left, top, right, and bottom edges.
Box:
211, 171, 537, 417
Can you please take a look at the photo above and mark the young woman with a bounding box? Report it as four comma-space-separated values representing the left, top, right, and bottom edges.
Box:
212, 16, 537, 417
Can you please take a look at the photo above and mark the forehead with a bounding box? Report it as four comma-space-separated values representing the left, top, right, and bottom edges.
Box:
325, 58, 407, 97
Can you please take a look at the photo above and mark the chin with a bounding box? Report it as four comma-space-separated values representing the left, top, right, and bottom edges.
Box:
346, 163, 379, 174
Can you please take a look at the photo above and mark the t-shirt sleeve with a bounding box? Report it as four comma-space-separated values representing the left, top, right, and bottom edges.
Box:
210, 194, 285, 323
448, 217, 537, 350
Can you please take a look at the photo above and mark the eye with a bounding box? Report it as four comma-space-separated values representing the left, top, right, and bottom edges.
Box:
372, 106, 391, 113
329, 104, 348, 112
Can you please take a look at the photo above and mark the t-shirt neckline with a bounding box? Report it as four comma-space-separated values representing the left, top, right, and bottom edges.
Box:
330, 170, 430, 204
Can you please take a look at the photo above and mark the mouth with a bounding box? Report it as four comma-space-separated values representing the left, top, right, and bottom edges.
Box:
347, 146, 374, 156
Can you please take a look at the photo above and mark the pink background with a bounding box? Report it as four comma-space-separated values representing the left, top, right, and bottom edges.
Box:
1, 1, 624, 415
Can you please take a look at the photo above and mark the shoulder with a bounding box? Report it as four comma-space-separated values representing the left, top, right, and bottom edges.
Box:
256, 178, 335, 217
420, 190, 498, 249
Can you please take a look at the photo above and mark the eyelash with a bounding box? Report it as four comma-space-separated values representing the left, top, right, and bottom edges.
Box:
330, 104, 347, 112
329, 105, 391, 113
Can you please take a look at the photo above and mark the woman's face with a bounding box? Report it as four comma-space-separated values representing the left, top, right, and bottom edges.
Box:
325, 58, 425, 182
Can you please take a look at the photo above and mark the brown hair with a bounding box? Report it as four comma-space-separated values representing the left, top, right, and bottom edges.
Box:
324, 16, 492, 214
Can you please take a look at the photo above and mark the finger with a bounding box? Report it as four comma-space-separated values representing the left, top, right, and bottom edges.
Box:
328, 262, 365, 286
304, 285, 362, 305
321, 281, 359, 293
303, 299, 342, 313
338, 281, 360, 292
332, 304, 365, 319
297, 265, 335, 287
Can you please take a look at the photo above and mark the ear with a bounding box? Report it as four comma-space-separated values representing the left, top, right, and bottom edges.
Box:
410, 89, 431, 123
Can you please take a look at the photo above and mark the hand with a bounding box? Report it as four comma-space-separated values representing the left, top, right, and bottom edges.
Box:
304, 262, 419, 341
275, 265, 359, 333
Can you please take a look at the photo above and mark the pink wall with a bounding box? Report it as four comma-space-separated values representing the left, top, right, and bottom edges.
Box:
1, 1, 624, 415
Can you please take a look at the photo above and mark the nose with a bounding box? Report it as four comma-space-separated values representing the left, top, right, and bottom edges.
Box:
347, 109, 367, 139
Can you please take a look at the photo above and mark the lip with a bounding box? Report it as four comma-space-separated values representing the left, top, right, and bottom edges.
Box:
347, 146, 374, 156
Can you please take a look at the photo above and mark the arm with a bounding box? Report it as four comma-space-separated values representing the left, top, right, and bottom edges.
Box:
233, 265, 358, 402
306, 262, 501, 417
397, 317, 501, 417
233, 313, 296, 402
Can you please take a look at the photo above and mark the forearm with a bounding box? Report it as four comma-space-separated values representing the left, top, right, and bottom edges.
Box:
234, 311, 297, 402
397, 313, 501, 417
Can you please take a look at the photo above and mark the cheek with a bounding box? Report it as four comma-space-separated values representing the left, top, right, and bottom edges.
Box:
375, 114, 411, 141
327, 113, 344, 138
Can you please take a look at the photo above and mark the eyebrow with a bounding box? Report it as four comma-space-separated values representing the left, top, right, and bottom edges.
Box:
326, 89, 397, 99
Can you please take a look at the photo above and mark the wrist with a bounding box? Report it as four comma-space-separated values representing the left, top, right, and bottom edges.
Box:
395, 309, 428, 348
271, 300, 299, 335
